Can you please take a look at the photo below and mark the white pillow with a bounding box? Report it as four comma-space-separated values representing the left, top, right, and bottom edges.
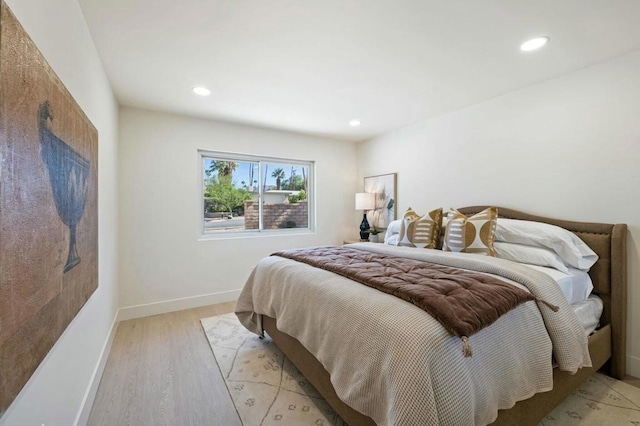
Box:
385, 234, 400, 246
494, 242, 569, 273
384, 219, 402, 245
495, 219, 598, 271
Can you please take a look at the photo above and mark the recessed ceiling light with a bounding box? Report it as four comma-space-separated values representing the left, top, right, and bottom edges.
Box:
193, 86, 211, 96
349, 119, 361, 127
520, 36, 550, 52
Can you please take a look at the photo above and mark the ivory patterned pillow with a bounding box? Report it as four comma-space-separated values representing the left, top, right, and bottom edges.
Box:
398, 207, 443, 249
443, 207, 498, 256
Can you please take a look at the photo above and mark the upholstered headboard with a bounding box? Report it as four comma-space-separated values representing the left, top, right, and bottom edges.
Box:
457, 206, 627, 379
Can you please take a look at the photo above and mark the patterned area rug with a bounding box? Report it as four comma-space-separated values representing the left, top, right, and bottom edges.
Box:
540, 373, 640, 425
201, 313, 346, 426
201, 314, 640, 426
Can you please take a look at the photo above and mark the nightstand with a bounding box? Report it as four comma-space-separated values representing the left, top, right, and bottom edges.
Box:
343, 239, 368, 245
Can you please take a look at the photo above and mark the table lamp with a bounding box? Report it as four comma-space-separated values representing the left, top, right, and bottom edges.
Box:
355, 193, 375, 240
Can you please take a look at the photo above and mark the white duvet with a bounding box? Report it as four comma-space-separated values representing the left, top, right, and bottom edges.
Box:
236, 244, 591, 426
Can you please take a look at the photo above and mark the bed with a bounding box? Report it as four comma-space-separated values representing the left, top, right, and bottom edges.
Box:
236, 206, 627, 425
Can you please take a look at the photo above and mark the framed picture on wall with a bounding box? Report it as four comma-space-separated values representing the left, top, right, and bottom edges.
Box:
364, 173, 396, 229
0, 2, 98, 415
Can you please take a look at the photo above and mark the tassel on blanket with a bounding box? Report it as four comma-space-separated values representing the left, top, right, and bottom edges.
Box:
459, 299, 556, 359
535, 298, 560, 312
461, 336, 473, 358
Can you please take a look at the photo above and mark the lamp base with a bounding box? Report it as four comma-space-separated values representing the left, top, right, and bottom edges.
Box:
359, 212, 370, 240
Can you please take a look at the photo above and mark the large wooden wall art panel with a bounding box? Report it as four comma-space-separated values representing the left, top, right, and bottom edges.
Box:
0, 1, 98, 416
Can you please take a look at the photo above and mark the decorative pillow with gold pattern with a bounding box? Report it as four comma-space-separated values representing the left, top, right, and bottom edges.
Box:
397, 207, 443, 249
443, 207, 498, 256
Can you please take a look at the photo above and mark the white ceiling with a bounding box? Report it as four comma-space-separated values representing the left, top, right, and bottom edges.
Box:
78, 0, 640, 141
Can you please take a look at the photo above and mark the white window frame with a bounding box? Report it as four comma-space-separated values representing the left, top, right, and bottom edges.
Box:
198, 150, 316, 240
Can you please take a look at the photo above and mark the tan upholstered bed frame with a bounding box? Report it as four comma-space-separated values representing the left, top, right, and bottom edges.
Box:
262, 207, 627, 426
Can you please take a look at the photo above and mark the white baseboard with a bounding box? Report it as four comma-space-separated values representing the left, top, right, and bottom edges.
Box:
627, 354, 640, 378
74, 311, 119, 426
117, 289, 241, 322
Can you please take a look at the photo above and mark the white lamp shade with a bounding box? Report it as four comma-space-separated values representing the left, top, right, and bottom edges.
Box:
355, 192, 375, 210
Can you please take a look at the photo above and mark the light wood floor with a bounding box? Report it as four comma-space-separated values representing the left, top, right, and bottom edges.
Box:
88, 302, 240, 426
88, 301, 640, 426
624, 375, 640, 389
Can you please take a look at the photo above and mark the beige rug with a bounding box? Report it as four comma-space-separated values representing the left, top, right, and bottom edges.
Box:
540, 373, 640, 425
201, 313, 346, 426
202, 314, 640, 425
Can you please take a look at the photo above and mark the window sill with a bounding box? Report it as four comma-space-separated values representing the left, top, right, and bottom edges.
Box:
198, 229, 315, 241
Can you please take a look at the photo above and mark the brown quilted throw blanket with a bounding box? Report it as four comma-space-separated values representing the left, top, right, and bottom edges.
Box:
272, 246, 558, 357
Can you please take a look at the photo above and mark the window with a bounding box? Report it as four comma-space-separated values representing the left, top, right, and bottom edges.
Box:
200, 150, 314, 236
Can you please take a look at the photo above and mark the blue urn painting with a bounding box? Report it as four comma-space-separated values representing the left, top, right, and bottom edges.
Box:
38, 100, 91, 273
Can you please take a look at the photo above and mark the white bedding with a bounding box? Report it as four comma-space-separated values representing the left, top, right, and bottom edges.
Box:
524, 264, 594, 305
236, 244, 591, 426
573, 295, 604, 335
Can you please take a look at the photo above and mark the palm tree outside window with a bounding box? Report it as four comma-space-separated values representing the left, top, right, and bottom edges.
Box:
271, 168, 285, 190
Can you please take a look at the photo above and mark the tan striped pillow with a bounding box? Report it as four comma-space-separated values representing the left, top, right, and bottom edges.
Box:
398, 207, 443, 249
443, 207, 498, 256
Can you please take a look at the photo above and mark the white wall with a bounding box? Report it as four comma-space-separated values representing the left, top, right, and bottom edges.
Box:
118, 107, 356, 312
357, 50, 640, 377
1, 0, 119, 425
